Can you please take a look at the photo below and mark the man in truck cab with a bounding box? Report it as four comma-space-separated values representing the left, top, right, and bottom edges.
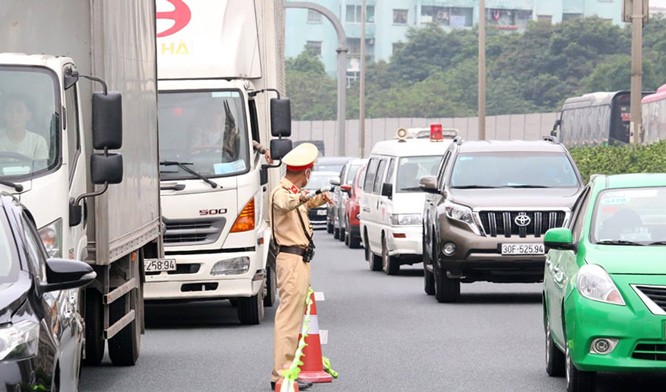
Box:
269, 142, 331, 391
0, 93, 49, 162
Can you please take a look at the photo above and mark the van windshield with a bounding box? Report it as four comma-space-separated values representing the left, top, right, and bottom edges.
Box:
396, 156, 441, 192
0, 67, 58, 179
157, 90, 250, 180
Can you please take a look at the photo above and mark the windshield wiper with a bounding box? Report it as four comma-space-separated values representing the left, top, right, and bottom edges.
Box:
159, 161, 218, 189
399, 186, 424, 191
648, 241, 666, 245
596, 239, 643, 246
0, 179, 24, 192
451, 185, 498, 189
504, 185, 548, 188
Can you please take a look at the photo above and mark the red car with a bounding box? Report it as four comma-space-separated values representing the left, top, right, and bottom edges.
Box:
340, 162, 367, 248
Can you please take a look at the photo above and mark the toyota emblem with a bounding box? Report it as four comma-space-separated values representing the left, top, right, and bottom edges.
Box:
514, 212, 531, 227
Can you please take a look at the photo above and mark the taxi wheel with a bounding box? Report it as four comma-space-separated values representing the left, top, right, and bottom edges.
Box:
545, 319, 565, 377
381, 236, 400, 275
434, 264, 460, 303
565, 346, 595, 392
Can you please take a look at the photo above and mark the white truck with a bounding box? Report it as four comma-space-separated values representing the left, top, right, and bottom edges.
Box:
148, 0, 292, 324
0, 0, 162, 366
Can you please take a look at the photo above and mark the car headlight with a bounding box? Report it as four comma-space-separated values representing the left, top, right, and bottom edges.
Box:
0, 320, 40, 361
444, 201, 481, 235
577, 264, 625, 306
39, 219, 62, 258
390, 214, 422, 226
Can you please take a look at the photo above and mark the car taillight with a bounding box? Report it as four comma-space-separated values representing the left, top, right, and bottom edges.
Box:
230, 198, 255, 233
350, 204, 360, 225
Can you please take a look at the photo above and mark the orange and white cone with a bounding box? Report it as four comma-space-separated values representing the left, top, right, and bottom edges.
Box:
297, 291, 333, 383
275, 379, 299, 392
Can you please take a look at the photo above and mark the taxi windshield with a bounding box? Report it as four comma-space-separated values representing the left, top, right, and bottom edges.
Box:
158, 90, 250, 180
592, 187, 666, 245
0, 67, 58, 179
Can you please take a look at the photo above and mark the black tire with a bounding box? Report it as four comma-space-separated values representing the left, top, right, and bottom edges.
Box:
338, 227, 346, 242
363, 231, 371, 261
344, 230, 350, 246
326, 221, 333, 234
434, 264, 460, 303
349, 235, 361, 249
423, 236, 435, 295
108, 286, 141, 366
237, 293, 265, 325
263, 265, 277, 307
545, 319, 565, 377
333, 227, 340, 239
566, 346, 595, 392
381, 236, 400, 275
83, 289, 104, 366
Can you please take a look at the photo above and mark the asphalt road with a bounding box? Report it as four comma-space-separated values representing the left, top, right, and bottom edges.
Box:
79, 231, 666, 392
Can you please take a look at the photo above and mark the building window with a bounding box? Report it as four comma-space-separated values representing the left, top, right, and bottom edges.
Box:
487, 9, 532, 29
421, 6, 472, 27
562, 13, 583, 21
450, 7, 473, 27
346, 4, 375, 23
393, 9, 408, 24
537, 15, 553, 24
305, 41, 322, 56
307, 9, 322, 23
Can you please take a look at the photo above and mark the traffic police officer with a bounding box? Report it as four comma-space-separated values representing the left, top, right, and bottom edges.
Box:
270, 142, 329, 391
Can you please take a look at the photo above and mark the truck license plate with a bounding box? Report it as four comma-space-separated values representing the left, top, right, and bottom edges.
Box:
501, 243, 545, 255
144, 258, 177, 272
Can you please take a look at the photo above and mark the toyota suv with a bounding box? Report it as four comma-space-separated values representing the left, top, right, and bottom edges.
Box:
420, 137, 584, 303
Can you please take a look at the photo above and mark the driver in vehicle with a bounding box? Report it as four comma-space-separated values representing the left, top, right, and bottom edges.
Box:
0, 93, 49, 161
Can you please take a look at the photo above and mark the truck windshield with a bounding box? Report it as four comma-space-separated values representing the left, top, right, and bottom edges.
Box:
0, 67, 58, 179
157, 90, 250, 180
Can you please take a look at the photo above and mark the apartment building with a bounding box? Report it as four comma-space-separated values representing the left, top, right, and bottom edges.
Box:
285, 0, 626, 77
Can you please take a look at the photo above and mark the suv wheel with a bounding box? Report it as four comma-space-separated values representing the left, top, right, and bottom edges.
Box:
381, 236, 400, 275
434, 264, 460, 303
423, 234, 435, 295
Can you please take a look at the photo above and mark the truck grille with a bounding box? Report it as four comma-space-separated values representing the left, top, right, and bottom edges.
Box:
635, 285, 666, 313
632, 343, 666, 361
478, 211, 566, 238
163, 217, 226, 245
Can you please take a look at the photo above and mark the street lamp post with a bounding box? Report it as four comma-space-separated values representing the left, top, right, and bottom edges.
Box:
359, 0, 366, 157
478, 0, 486, 140
629, 0, 644, 144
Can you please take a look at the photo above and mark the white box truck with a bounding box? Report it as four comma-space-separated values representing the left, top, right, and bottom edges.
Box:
149, 0, 292, 324
0, 0, 162, 367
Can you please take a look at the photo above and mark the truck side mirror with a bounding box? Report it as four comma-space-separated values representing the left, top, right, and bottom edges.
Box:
91, 153, 123, 184
92, 92, 123, 149
270, 139, 292, 161
270, 98, 291, 137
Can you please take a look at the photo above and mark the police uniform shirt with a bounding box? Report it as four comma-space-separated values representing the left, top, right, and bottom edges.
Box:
271, 178, 327, 248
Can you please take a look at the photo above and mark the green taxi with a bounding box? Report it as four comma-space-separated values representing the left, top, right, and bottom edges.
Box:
542, 173, 666, 392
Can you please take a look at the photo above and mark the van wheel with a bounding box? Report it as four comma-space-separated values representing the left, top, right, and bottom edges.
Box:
363, 231, 371, 261
434, 264, 460, 303
381, 236, 400, 275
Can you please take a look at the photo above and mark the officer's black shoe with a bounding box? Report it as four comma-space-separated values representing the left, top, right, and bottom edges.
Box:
270, 378, 313, 391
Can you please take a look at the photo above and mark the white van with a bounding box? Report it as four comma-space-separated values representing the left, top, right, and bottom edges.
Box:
360, 126, 456, 275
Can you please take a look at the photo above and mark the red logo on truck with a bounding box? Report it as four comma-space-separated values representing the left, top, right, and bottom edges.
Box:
157, 0, 192, 37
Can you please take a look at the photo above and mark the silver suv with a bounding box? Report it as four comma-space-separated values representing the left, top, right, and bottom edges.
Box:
420, 137, 583, 303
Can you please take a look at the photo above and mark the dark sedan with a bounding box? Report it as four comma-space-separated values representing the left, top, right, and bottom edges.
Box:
304, 171, 338, 230
0, 193, 95, 391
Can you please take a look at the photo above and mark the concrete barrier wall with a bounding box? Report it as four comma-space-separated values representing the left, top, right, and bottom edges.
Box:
291, 113, 559, 157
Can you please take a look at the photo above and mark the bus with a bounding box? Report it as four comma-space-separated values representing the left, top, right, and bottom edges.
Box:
552, 90, 653, 147
641, 84, 666, 144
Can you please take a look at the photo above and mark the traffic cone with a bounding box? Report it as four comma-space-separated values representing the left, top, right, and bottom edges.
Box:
297, 291, 333, 383
275, 379, 299, 392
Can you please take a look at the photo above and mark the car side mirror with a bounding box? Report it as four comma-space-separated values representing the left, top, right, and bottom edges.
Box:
381, 182, 393, 198
330, 177, 341, 187
340, 184, 352, 195
41, 258, 97, 292
543, 228, 576, 251
419, 176, 439, 194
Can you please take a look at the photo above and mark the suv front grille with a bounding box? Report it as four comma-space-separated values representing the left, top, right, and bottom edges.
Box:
479, 211, 565, 238
163, 217, 226, 245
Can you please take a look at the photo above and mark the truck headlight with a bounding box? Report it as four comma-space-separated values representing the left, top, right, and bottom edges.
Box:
390, 214, 422, 226
211, 257, 250, 276
0, 320, 40, 361
577, 264, 625, 306
39, 219, 62, 258
444, 201, 480, 235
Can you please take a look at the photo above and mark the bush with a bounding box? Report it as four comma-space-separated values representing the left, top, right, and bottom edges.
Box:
569, 141, 666, 183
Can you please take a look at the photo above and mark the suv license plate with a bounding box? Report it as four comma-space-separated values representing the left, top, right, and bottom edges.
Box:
144, 258, 177, 272
501, 243, 545, 255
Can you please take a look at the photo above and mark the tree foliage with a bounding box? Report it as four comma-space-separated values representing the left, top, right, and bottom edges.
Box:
286, 16, 666, 120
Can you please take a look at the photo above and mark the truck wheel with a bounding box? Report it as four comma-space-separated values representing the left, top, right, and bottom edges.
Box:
83, 289, 104, 366
108, 289, 141, 366
238, 293, 265, 325
434, 265, 460, 303
263, 265, 277, 307
381, 236, 400, 275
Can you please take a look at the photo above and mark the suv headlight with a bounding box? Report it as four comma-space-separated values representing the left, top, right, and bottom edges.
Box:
39, 219, 63, 258
444, 201, 481, 235
577, 264, 625, 306
0, 320, 40, 361
390, 214, 422, 226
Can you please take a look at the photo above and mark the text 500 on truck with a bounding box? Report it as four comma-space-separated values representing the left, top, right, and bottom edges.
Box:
0, 0, 163, 367
148, 0, 292, 324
